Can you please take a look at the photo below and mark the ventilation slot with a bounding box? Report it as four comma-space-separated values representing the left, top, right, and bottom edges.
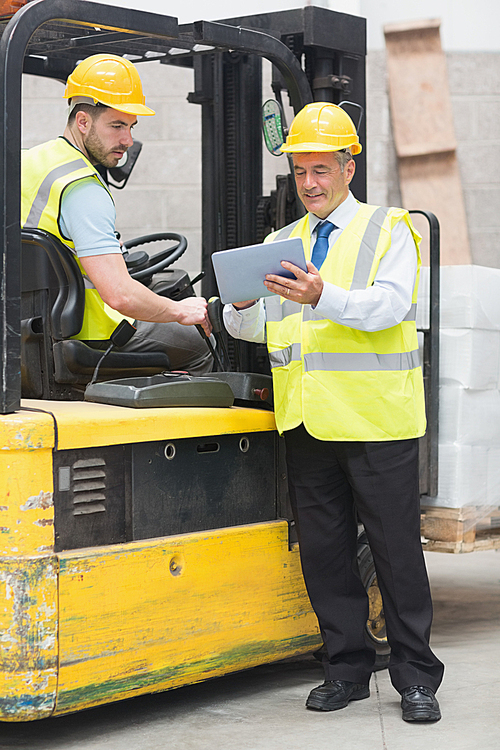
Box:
72, 457, 106, 516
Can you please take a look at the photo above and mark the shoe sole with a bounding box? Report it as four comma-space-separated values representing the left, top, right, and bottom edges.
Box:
402, 709, 441, 723
306, 687, 370, 712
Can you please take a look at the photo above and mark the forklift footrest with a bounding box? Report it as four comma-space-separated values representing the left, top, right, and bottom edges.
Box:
84, 373, 234, 408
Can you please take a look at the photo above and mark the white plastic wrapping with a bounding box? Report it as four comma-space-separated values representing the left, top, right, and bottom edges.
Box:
438, 387, 500, 446
440, 329, 500, 390
418, 265, 500, 330
419, 265, 500, 534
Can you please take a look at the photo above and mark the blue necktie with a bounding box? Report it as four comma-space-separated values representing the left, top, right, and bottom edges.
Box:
311, 220, 335, 270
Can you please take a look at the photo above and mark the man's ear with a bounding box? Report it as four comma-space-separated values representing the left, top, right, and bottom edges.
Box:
74, 110, 92, 136
345, 159, 356, 185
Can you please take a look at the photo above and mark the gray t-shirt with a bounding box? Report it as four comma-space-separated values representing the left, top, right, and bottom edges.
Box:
60, 177, 122, 258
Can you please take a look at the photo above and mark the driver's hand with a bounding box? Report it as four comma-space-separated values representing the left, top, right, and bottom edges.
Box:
175, 297, 212, 336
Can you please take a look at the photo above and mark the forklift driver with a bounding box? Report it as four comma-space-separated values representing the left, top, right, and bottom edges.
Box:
224, 102, 445, 722
21, 53, 212, 374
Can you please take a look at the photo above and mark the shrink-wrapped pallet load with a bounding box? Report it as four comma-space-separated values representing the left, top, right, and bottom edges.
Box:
418, 266, 500, 551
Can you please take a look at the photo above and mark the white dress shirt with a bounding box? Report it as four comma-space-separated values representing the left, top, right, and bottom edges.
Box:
223, 191, 418, 344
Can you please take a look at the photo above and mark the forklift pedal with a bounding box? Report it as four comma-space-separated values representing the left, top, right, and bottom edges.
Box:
201, 372, 273, 408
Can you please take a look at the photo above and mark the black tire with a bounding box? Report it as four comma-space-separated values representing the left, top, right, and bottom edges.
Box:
357, 535, 391, 671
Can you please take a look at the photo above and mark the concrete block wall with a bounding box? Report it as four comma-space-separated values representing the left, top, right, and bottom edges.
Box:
22, 63, 204, 276
22, 52, 500, 275
21, 60, 284, 280
448, 53, 500, 269
110, 63, 202, 276
365, 50, 402, 209
367, 50, 500, 269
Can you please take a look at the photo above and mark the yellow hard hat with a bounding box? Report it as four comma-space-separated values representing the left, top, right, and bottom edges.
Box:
280, 102, 361, 155
64, 54, 155, 116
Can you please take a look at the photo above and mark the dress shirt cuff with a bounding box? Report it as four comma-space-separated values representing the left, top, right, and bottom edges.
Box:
313, 281, 349, 321
232, 300, 261, 317
223, 300, 266, 343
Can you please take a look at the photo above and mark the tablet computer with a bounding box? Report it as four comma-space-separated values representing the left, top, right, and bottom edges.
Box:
211, 237, 307, 305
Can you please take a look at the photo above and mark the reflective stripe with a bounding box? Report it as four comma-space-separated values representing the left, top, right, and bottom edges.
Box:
350, 207, 389, 290
272, 218, 302, 242
303, 349, 421, 372
269, 342, 302, 368
24, 158, 90, 228
265, 300, 415, 326
302, 302, 416, 324
265, 298, 302, 322
403, 303, 417, 322
303, 305, 324, 322
83, 275, 96, 290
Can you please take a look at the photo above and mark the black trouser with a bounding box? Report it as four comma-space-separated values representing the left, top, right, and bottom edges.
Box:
284, 424, 444, 693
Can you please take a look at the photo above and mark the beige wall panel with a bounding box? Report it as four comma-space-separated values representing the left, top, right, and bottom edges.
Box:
384, 20, 471, 265
399, 152, 470, 266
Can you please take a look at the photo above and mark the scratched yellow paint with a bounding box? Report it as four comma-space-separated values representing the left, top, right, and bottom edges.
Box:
1, 404, 312, 720
24, 399, 277, 451
55, 521, 320, 715
0, 409, 54, 556
0, 410, 57, 720
0, 555, 58, 721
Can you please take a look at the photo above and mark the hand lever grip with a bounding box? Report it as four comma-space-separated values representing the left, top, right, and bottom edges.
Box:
208, 296, 223, 333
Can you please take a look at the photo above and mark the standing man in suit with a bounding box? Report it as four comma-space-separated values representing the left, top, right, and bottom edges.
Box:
224, 102, 444, 722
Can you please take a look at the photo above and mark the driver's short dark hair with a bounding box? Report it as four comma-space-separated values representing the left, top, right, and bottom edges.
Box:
67, 101, 108, 125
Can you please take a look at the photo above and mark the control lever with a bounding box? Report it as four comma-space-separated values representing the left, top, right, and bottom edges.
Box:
196, 297, 224, 372
88, 320, 137, 386
208, 296, 232, 371
207, 296, 223, 333
199, 296, 273, 407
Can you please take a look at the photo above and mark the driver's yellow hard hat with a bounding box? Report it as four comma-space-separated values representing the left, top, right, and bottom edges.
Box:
64, 53, 155, 116
280, 102, 361, 154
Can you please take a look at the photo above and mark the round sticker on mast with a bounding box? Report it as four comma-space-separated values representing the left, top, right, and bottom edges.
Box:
262, 99, 286, 156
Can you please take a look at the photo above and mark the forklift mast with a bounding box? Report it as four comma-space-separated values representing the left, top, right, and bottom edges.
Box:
187, 9, 367, 372
0, 1, 367, 408
0, 1, 436, 494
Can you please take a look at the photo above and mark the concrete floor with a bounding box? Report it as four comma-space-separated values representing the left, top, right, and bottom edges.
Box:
0, 549, 499, 750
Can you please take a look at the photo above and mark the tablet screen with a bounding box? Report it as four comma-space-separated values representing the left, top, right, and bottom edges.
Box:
212, 237, 307, 304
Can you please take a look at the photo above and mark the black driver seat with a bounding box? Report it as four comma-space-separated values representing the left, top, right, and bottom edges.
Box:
21, 228, 171, 400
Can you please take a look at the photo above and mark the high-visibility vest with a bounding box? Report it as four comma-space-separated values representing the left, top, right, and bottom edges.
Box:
21, 137, 125, 341
264, 204, 426, 441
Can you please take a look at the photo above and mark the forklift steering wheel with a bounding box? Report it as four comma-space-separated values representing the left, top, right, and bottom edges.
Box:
122, 232, 188, 281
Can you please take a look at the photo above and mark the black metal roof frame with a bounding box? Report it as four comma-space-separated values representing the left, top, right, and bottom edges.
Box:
0, 0, 313, 413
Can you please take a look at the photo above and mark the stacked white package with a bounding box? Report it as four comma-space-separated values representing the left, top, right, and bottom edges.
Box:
417, 265, 500, 330
439, 329, 500, 389
417, 266, 500, 517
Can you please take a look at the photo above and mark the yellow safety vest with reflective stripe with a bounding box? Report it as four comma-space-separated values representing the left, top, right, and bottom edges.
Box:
264, 204, 426, 441
21, 137, 125, 341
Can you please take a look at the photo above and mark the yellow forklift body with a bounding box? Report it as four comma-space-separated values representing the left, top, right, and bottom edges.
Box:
0, 403, 320, 721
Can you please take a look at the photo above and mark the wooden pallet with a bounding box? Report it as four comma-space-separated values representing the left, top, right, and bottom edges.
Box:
421, 505, 500, 553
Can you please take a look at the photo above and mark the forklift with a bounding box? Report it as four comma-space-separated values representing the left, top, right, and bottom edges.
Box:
0, 0, 439, 721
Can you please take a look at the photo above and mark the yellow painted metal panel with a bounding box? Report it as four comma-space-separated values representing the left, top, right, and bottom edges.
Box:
0, 411, 57, 720
56, 521, 320, 715
0, 555, 58, 721
23, 399, 276, 450
0, 410, 54, 556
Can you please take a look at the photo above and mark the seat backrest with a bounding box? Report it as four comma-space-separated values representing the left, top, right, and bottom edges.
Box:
21, 229, 170, 399
22, 228, 85, 340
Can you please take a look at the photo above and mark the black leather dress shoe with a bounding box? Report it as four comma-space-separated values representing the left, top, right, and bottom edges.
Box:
401, 686, 441, 722
306, 680, 370, 711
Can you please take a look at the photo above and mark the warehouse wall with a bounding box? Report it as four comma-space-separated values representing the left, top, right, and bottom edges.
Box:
21, 44, 500, 273
367, 50, 500, 268
22, 59, 294, 279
